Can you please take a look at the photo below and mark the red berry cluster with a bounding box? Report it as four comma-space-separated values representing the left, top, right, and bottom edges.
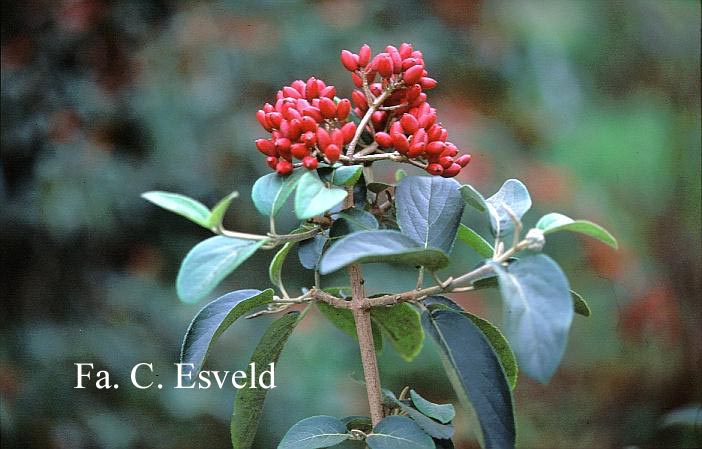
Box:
255, 77, 357, 174
341, 43, 471, 177
254, 44, 471, 177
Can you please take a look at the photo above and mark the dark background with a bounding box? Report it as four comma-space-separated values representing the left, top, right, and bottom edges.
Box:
1, 1, 700, 448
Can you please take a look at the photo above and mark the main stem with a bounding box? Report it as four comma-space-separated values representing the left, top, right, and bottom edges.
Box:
344, 189, 384, 426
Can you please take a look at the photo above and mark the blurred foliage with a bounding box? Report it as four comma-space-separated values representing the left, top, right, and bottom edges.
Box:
1, 0, 700, 448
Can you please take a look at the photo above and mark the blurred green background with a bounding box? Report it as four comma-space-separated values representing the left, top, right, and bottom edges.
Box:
1, 1, 700, 448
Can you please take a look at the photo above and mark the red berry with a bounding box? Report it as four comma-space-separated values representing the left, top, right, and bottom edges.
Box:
276, 159, 293, 175
341, 50, 359, 71
302, 107, 322, 122
316, 128, 331, 150
413, 128, 427, 145
375, 132, 393, 148
399, 42, 413, 58
418, 113, 436, 129
300, 116, 317, 133
442, 163, 461, 177
439, 156, 454, 169
306, 77, 319, 100
266, 156, 278, 170
336, 99, 351, 120
358, 44, 371, 67
256, 110, 272, 131
341, 122, 357, 144
386, 46, 402, 74
425, 141, 445, 156
275, 138, 291, 152
455, 154, 472, 167
427, 124, 443, 141
377, 54, 393, 78
371, 111, 386, 129
320, 85, 336, 99
325, 144, 341, 163
420, 77, 437, 89
426, 163, 443, 176
282, 86, 301, 99
351, 72, 363, 88
391, 133, 409, 154
402, 65, 424, 85
291, 143, 310, 159
291, 80, 306, 95
301, 131, 317, 147
256, 138, 276, 156
302, 156, 318, 170
406, 84, 421, 102
400, 114, 419, 134
331, 129, 344, 147
408, 141, 425, 158
352, 90, 368, 110
319, 97, 337, 119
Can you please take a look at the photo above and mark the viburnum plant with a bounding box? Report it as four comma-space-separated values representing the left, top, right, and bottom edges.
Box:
143, 43, 617, 449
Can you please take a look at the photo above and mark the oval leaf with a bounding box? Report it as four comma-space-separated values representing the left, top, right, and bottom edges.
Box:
278, 415, 350, 449
485, 179, 532, 237
142, 191, 211, 228
409, 390, 456, 425
382, 390, 453, 440
232, 312, 303, 449
295, 171, 348, 219
366, 415, 435, 449
208, 191, 239, 228
298, 234, 328, 270
396, 175, 465, 253
458, 184, 487, 213
330, 209, 379, 238
456, 224, 494, 259
252, 169, 305, 217
371, 303, 424, 362
181, 289, 274, 377
493, 254, 573, 384
270, 242, 295, 293
422, 309, 515, 449
570, 290, 592, 317
176, 236, 268, 303
535, 212, 618, 249
318, 230, 450, 275
331, 165, 364, 186
462, 312, 518, 390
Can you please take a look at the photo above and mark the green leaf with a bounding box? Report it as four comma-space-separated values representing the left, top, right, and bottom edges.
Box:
331, 165, 363, 186
570, 290, 592, 317
456, 224, 494, 259
458, 184, 487, 213
371, 303, 424, 362
485, 179, 532, 237
409, 390, 456, 425
208, 191, 239, 228
535, 212, 618, 249
251, 169, 305, 217
176, 236, 268, 303
395, 176, 465, 253
330, 209, 379, 238
232, 312, 303, 449
318, 230, 450, 275
180, 289, 274, 377
298, 234, 328, 270
423, 296, 518, 390
316, 302, 383, 352
295, 171, 348, 219
462, 312, 518, 390
493, 254, 573, 384
366, 415, 435, 449
277, 415, 350, 449
381, 390, 453, 440
269, 242, 295, 294
395, 169, 408, 182
142, 191, 211, 228
422, 309, 515, 449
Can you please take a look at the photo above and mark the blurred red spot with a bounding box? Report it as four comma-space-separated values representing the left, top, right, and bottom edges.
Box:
619, 284, 681, 344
